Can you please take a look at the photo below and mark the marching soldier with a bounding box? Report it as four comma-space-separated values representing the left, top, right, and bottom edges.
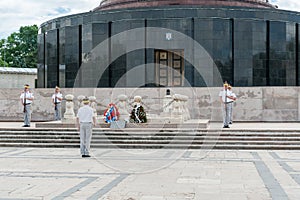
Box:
52, 86, 63, 121
20, 84, 34, 127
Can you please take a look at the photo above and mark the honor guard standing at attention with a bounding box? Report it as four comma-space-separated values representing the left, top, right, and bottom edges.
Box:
76, 97, 96, 158
228, 85, 237, 124
20, 84, 34, 127
52, 86, 63, 121
219, 82, 231, 128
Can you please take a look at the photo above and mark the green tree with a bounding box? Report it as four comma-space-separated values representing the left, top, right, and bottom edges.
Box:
0, 39, 8, 67
0, 25, 38, 68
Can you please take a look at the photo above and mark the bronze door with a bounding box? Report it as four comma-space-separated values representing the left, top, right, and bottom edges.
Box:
155, 50, 184, 86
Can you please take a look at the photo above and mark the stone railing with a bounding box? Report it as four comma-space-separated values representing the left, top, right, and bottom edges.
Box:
1, 87, 299, 122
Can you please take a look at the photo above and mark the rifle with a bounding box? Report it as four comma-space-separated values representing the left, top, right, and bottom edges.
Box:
23, 88, 26, 113
225, 88, 227, 104
54, 94, 57, 110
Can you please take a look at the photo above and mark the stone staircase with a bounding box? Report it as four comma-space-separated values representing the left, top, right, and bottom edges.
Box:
0, 128, 300, 149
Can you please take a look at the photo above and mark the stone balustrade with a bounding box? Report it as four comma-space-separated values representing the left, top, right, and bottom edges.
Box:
1, 87, 300, 122
63, 94, 75, 122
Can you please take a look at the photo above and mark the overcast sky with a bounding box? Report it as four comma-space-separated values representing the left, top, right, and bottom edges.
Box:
0, 0, 299, 39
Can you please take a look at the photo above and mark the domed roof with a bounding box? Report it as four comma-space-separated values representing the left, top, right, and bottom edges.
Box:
94, 0, 276, 11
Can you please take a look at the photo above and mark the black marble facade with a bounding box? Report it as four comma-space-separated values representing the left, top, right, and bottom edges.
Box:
38, 6, 300, 87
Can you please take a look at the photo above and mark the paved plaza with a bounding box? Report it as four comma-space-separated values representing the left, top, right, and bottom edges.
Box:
1, 147, 300, 200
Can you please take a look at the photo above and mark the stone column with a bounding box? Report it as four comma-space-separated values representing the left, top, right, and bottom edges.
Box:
163, 89, 173, 114
89, 96, 97, 117
171, 94, 183, 122
181, 94, 191, 121
170, 94, 190, 122
63, 94, 75, 123
116, 94, 129, 122
77, 95, 85, 108
160, 89, 173, 122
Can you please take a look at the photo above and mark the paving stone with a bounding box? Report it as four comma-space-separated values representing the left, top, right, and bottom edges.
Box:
141, 196, 165, 200
0, 148, 300, 199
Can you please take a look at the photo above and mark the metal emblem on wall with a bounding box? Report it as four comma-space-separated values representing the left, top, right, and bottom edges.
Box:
166, 32, 172, 40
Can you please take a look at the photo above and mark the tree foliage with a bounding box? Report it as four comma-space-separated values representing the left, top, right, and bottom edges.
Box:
0, 25, 38, 68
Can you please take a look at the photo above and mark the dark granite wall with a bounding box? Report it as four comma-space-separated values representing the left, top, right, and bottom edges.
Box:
37, 6, 300, 87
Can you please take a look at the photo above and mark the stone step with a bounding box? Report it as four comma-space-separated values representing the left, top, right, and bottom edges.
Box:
94, 143, 300, 150
2, 130, 300, 136
2, 135, 300, 141
0, 143, 78, 148
92, 140, 300, 145
102, 133, 300, 137
1, 128, 300, 149
1, 132, 300, 138
0, 139, 79, 143
35, 120, 210, 129
1, 142, 300, 150
3, 128, 300, 134
1, 138, 300, 145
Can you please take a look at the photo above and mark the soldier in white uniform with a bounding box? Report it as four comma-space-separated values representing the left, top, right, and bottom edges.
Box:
52, 86, 63, 121
219, 83, 231, 128
20, 84, 34, 127
228, 85, 237, 124
76, 97, 96, 157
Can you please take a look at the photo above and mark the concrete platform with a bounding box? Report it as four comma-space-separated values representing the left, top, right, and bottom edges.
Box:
1, 121, 300, 198
0, 148, 300, 199
4, 121, 300, 131
34, 119, 210, 129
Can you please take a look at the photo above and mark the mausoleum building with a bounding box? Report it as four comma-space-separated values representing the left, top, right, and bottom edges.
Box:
37, 0, 300, 88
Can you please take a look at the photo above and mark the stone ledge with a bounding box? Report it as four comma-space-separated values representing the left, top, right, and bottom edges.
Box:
35, 119, 209, 129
